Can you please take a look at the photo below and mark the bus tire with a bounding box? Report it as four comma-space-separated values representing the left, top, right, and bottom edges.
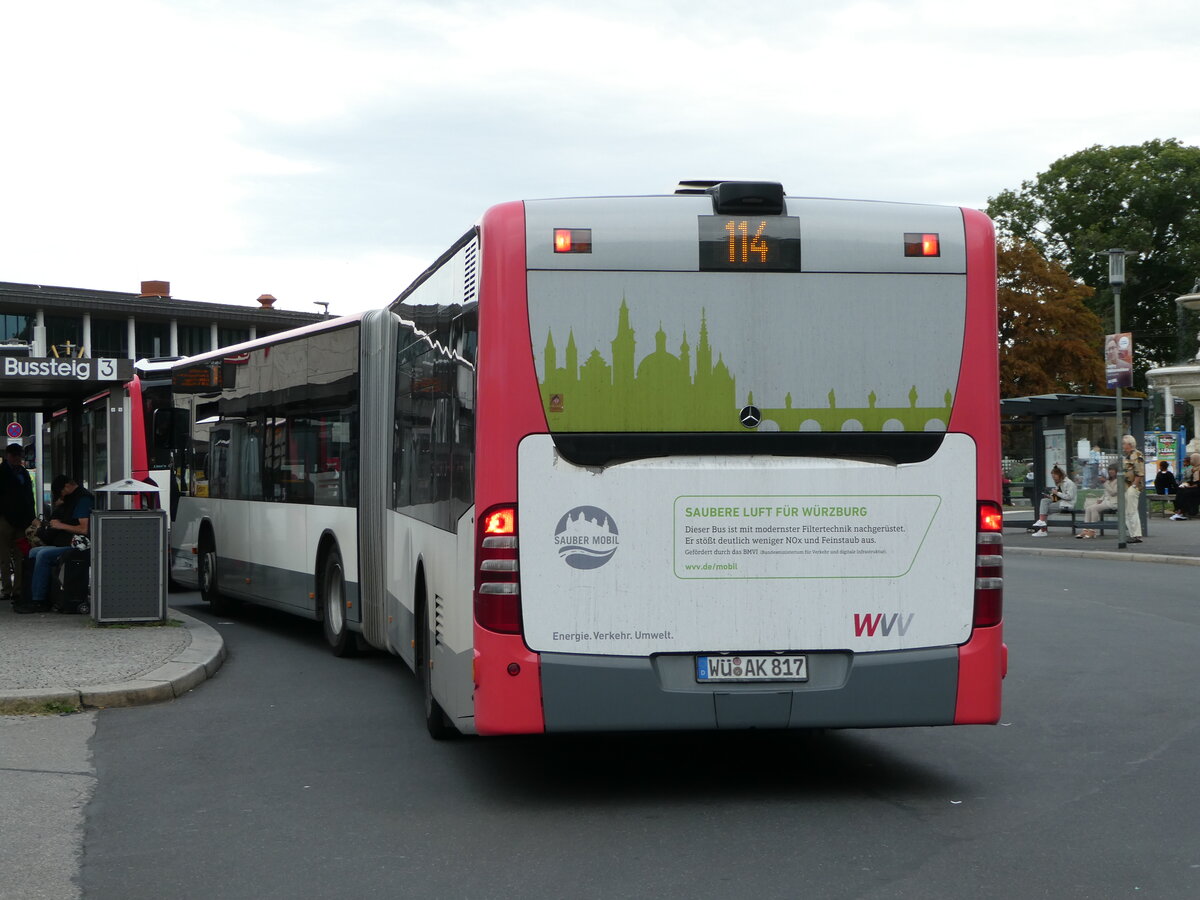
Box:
199, 531, 237, 616
320, 547, 357, 658
417, 595, 455, 740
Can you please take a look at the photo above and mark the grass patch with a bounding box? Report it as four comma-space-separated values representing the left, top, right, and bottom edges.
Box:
40, 700, 82, 715
92, 618, 183, 630
0, 697, 83, 716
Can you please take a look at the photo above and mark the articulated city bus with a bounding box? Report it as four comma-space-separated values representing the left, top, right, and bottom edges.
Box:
165, 181, 1005, 737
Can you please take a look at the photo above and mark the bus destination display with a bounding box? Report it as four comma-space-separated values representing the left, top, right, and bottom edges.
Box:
698, 215, 801, 272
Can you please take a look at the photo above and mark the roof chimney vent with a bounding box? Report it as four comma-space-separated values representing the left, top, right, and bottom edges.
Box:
257, 293, 277, 309
140, 280, 170, 298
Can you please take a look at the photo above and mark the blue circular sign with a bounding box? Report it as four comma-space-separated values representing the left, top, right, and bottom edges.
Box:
6, 422, 22, 439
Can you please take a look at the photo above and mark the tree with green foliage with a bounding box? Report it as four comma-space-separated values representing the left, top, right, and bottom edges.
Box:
997, 239, 1104, 397
987, 139, 1200, 380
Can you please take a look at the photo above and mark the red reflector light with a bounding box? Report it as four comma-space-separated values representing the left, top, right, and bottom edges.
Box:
974, 594, 1002, 626
904, 232, 940, 257
484, 508, 515, 535
476, 593, 522, 633
553, 228, 592, 253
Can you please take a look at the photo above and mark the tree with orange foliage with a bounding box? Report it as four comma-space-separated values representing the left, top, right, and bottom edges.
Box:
998, 239, 1105, 398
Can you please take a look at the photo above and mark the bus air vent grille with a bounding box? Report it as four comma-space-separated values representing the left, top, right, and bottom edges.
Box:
463, 239, 478, 304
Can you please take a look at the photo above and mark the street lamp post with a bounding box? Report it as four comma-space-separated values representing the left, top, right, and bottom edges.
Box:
1107, 249, 1131, 548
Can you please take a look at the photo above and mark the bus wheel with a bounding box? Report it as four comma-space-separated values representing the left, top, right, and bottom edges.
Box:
418, 598, 454, 740
199, 533, 236, 616
320, 547, 357, 658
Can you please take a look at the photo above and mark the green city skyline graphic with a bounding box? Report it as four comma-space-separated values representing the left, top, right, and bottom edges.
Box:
539, 299, 953, 432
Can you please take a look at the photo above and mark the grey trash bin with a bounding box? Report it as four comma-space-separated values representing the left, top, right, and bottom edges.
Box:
92, 508, 168, 623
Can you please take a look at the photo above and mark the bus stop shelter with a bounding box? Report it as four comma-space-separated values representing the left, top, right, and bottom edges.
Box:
0, 352, 135, 498
1002, 392, 1151, 529
1, 352, 166, 621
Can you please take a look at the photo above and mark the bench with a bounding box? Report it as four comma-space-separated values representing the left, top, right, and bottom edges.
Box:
1036, 501, 1158, 535
1047, 507, 1127, 535
1009, 488, 1118, 535
1148, 493, 1175, 517
1008, 485, 1183, 535
1058, 508, 1120, 535
1010, 505, 1087, 533
1042, 507, 1080, 532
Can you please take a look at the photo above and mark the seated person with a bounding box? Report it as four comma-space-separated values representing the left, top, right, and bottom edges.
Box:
14, 475, 93, 614
1154, 460, 1178, 495
1030, 465, 1077, 535
1172, 453, 1200, 521
1078, 467, 1119, 538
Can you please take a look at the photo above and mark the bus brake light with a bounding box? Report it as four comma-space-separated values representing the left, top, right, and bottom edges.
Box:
974, 501, 1003, 627
904, 232, 940, 257
484, 508, 515, 535
476, 505, 522, 634
978, 503, 1004, 532
553, 228, 592, 254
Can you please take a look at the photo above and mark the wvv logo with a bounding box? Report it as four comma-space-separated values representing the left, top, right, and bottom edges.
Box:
853, 613, 915, 637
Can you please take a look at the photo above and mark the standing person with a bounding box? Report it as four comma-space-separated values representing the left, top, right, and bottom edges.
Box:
1030, 465, 1077, 536
1122, 434, 1144, 543
0, 443, 35, 602
14, 475, 92, 614
1078, 466, 1119, 539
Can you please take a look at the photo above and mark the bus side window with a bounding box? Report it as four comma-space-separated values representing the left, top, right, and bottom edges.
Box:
209, 428, 231, 498
152, 407, 187, 452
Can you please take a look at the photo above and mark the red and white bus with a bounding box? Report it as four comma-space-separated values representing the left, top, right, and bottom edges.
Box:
165, 181, 1005, 737
40, 367, 169, 513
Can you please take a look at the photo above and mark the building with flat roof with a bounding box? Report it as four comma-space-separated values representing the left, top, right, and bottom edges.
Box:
0, 279, 325, 360
0, 279, 329, 482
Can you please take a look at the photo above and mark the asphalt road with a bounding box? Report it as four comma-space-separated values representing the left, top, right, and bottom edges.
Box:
16, 554, 1200, 899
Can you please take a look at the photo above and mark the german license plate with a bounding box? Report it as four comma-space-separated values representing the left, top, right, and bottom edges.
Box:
695, 654, 808, 683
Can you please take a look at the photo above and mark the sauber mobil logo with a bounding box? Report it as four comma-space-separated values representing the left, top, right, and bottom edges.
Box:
554, 506, 619, 570
853, 612, 914, 637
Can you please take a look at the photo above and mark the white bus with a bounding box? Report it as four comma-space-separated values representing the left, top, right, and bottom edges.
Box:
165, 181, 1006, 738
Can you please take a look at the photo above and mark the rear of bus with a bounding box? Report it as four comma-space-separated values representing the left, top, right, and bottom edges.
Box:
472, 182, 1004, 734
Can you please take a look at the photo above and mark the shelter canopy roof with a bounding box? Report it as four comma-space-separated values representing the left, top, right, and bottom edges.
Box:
0, 355, 135, 412
1000, 393, 1151, 419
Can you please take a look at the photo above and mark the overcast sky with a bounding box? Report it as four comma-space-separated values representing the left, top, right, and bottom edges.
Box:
2, 0, 1196, 316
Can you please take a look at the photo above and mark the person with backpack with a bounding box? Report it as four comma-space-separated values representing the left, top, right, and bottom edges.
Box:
14, 475, 92, 614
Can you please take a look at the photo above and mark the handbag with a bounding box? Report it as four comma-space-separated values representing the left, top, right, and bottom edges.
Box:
36, 522, 73, 547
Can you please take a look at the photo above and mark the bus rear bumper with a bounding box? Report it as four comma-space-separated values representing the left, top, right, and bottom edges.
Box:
953, 622, 1005, 724
538, 645, 971, 732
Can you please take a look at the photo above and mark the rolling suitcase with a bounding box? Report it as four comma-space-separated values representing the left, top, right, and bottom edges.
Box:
50, 549, 91, 615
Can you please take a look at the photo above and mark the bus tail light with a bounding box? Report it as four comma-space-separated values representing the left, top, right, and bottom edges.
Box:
475, 505, 521, 634
553, 228, 592, 254
904, 232, 940, 257
974, 501, 1003, 627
